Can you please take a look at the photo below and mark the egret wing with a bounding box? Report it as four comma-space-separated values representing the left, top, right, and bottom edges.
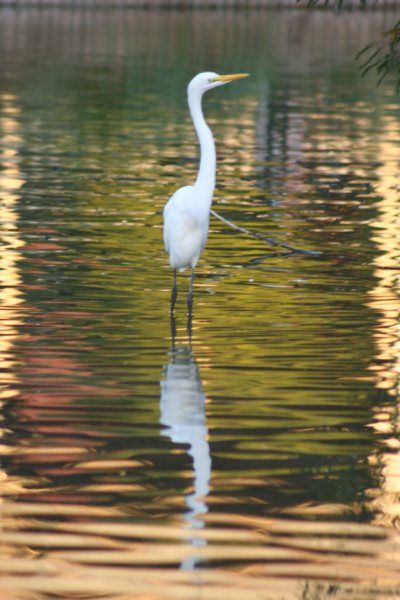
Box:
163, 185, 194, 253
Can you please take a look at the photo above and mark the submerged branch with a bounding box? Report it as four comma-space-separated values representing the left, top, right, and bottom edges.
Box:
210, 209, 321, 256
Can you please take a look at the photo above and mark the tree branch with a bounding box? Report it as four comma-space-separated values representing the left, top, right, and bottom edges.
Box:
297, 1, 400, 90
211, 209, 321, 256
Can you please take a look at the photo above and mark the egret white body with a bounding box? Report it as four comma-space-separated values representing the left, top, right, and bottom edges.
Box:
163, 185, 207, 271
163, 71, 249, 312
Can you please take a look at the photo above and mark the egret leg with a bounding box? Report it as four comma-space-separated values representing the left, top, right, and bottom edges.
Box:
170, 311, 176, 354
170, 269, 178, 313
187, 310, 193, 343
187, 269, 195, 310
187, 269, 195, 334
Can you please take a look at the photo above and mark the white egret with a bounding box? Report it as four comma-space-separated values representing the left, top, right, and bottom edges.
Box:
163, 71, 249, 313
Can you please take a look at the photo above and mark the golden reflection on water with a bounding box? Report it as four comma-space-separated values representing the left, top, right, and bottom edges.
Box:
366, 115, 400, 529
0, 94, 24, 393
2, 501, 400, 599
0, 95, 25, 501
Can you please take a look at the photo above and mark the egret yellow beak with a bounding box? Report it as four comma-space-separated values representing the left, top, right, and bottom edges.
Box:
212, 73, 250, 83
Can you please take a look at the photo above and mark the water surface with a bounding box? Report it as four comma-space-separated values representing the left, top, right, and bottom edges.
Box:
0, 7, 400, 599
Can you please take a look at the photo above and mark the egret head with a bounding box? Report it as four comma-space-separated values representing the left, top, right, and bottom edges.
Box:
188, 71, 249, 96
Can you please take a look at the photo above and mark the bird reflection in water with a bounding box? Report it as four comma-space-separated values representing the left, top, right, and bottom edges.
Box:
160, 314, 211, 569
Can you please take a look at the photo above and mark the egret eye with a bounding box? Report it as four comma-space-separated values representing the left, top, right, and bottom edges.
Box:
208, 78, 213, 83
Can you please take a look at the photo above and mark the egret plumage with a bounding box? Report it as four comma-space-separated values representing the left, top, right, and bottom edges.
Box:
163, 71, 249, 314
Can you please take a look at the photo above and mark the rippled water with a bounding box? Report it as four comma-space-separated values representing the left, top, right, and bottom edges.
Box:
1, 7, 400, 599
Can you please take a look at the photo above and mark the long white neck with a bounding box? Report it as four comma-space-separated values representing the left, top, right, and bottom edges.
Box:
188, 88, 216, 209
